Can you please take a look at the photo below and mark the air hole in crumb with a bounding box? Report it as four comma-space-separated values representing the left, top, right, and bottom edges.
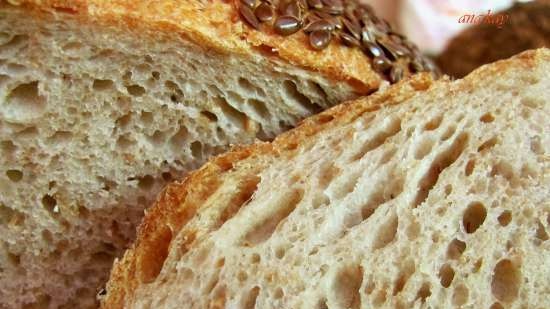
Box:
237, 271, 248, 282
238, 77, 258, 94
214, 96, 247, 129
465, 159, 475, 176
535, 220, 548, 241
243, 188, 303, 246
373, 289, 386, 306
332, 171, 362, 200
414, 133, 468, 207
92, 79, 114, 91
444, 184, 453, 196
424, 114, 443, 130
440, 125, 456, 141
491, 259, 520, 303
406, 220, 420, 240
478, 137, 498, 152
498, 211, 512, 227
147, 130, 165, 146
358, 177, 403, 226
116, 135, 135, 150
490, 161, 516, 186
463, 202, 486, 233
274, 246, 286, 259
251, 253, 261, 264
452, 284, 469, 306
115, 113, 132, 129
415, 282, 431, 302
439, 264, 455, 288
151, 71, 160, 79
283, 80, 321, 113
201, 111, 218, 122
393, 259, 414, 295
7, 252, 20, 266
1, 140, 17, 154
351, 117, 401, 161
447, 239, 466, 259
48, 131, 73, 145
480, 113, 495, 123
216, 175, 260, 229
243, 286, 260, 309
16, 126, 38, 138
373, 214, 398, 250
5, 81, 46, 120
140, 111, 153, 125
190, 141, 202, 158
169, 127, 188, 150
42, 230, 53, 244
61, 42, 83, 53
331, 265, 363, 309
138, 175, 155, 190
414, 137, 434, 160
216, 258, 225, 268
41, 195, 58, 214
6, 169, 23, 182
126, 85, 145, 96
121, 71, 132, 81
274, 287, 284, 299
247, 99, 270, 118
490, 302, 504, 309
473, 259, 483, 273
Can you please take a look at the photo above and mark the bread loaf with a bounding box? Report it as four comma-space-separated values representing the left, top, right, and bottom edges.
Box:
437, 0, 550, 78
103, 49, 549, 309
0, 0, 435, 308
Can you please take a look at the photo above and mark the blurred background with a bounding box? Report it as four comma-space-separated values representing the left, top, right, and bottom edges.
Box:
364, 0, 533, 54
362, 0, 549, 78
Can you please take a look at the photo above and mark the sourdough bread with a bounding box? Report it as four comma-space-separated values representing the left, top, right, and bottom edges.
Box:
0, 0, 434, 308
437, 0, 550, 78
103, 49, 549, 309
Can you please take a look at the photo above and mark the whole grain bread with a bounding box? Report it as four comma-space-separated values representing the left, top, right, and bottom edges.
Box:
437, 0, 550, 78
0, 0, 434, 308
103, 49, 549, 309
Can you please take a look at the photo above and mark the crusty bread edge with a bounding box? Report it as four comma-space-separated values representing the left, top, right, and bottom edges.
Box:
6, 0, 384, 94
100, 49, 548, 309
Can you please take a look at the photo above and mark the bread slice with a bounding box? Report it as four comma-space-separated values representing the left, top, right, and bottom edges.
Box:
0, 0, 435, 308
103, 49, 550, 309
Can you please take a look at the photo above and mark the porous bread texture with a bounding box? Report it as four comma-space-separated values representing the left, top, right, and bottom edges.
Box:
0, 4, 358, 309
103, 49, 550, 309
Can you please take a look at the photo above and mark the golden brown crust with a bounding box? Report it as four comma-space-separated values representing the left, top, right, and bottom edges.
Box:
100, 48, 548, 308
8, 0, 388, 94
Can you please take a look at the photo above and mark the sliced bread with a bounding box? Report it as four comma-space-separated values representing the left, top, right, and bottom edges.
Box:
0, 0, 435, 307
103, 49, 549, 309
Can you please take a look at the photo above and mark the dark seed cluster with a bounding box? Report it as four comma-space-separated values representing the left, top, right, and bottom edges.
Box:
237, 0, 438, 83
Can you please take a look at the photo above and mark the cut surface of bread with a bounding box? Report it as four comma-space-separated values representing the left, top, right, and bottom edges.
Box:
0, 1, 434, 308
103, 49, 550, 309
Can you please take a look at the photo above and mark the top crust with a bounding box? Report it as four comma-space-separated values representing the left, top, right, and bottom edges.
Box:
7, 0, 392, 94
100, 48, 549, 308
